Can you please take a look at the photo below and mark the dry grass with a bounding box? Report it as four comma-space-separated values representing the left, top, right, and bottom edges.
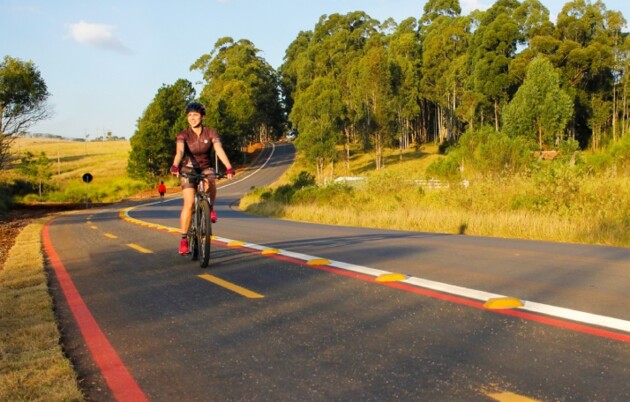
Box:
5, 138, 147, 203
0, 218, 84, 401
241, 145, 630, 247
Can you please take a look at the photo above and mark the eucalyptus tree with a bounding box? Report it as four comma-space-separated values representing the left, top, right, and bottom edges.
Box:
278, 30, 313, 122
420, 1, 470, 143
191, 37, 284, 155
468, 0, 523, 132
350, 36, 394, 170
509, 0, 555, 88
284, 12, 380, 173
502, 56, 573, 149
0, 56, 51, 170
554, 0, 616, 148
602, 7, 627, 141
128, 79, 194, 181
290, 77, 343, 181
419, 0, 462, 23
617, 35, 630, 137
315, 12, 379, 151
513, 0, 554, 42
386, 17, 423, 152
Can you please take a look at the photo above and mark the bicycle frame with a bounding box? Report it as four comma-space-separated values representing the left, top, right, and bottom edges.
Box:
181, 171, 214, 267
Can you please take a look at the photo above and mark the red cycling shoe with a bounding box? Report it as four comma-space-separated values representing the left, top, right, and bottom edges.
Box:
179, 238, 189, 255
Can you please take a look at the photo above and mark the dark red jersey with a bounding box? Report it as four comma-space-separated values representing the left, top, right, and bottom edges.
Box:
176, 126, 221, 169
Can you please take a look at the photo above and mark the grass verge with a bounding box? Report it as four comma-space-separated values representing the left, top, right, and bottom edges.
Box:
241, 145, 630, 247
0, 217, 84, 401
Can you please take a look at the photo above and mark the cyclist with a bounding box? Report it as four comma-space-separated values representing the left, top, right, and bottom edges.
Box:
170, 101, 235, 255
158, 181, 166, 199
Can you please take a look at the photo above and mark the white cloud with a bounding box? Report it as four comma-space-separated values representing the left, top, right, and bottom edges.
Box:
461, 0, 490, 14
67, 21, 131, 53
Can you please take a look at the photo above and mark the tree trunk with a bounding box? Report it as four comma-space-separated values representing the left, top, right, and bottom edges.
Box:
623, 81, 628, 137
613, 83, 618, 142
494, 99, 500, 132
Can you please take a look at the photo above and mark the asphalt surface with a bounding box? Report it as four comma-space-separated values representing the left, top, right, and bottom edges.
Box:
45, 142, 630, 401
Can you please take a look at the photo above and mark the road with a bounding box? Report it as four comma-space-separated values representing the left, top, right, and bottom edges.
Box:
44, 142, 629, 401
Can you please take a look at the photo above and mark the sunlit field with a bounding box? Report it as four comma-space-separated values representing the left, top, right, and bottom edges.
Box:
241, 145, 630, 247
3, 138, 150, 204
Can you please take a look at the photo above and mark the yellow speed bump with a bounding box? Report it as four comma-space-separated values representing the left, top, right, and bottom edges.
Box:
375, 273, 407, 282
262, 248, 280, 255
483, 297, 524, 310
307, 258, 331, 266
228, 241, 245, 247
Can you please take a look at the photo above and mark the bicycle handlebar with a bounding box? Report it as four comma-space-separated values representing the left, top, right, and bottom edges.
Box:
180, 171, 226, 180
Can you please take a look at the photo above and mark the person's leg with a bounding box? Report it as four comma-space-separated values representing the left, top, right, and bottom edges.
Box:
180, 187, 195, 234
208, 179, 217, 206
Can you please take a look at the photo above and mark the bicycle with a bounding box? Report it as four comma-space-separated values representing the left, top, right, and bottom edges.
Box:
180, 170, 220, 268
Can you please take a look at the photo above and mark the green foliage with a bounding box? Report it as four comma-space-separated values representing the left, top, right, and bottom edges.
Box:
0, 183, 12, 213
292, 171, 316, 188
18, 151, 53, 197
427, 126, 534, 179
128, 79, 194, 181
269, 168, 357, 208
582, 134, 630, 175
502, 56, 573, 148
0, 56, 51, 169
293, 183, 355, 207
609, 133, 630, 174
191, 37, 285, 158
291, 77, 344, 179
555, 137, 582, 164
512, 165, 583, 216
425, 151, 463, 180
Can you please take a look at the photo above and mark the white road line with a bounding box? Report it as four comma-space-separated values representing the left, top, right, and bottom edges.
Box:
214, 235, 630, 334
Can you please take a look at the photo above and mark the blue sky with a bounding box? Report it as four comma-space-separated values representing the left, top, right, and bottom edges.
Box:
2, 0, 629, 139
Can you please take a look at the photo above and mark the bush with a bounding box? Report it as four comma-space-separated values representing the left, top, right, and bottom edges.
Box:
293, 183, 354, 206
426, 151, 463, 180
426, 127, 534, 179
474, 130, 533, 176
556, 138, 582, 164
610, 134, 630, 175
528, 165, 583, 215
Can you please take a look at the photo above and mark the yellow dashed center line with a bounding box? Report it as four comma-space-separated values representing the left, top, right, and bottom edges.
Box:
199, 274, 264, 299
485, 390, 540, 402
127, 243, 153, 254
104, 233, 118, 239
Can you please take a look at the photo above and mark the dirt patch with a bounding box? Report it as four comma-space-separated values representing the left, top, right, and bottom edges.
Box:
0, 203, 97, 271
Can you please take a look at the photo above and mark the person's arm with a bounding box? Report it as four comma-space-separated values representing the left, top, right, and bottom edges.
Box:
213, 142, 234, 179
171, 140, 185, 176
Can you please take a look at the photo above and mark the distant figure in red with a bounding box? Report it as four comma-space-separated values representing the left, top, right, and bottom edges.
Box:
158, 181, 166, 199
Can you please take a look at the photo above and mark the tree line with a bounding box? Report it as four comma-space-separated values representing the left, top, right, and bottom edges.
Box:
128, 0, 629, 182
282, 0, 629, 180
3, 1, 626, 183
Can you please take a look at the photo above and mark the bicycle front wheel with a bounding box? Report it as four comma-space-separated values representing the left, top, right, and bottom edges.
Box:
187, 219, 198, 261
197, 199, 212, 268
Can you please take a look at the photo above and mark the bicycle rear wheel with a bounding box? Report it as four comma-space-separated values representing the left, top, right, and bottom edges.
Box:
197, 199, 212, 268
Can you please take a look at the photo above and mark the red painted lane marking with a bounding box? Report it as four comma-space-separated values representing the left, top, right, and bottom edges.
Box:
224, 243, 630, 343
43, 223, 148, 402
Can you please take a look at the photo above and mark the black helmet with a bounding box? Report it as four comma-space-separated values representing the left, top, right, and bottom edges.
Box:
185, 101, 206, 116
